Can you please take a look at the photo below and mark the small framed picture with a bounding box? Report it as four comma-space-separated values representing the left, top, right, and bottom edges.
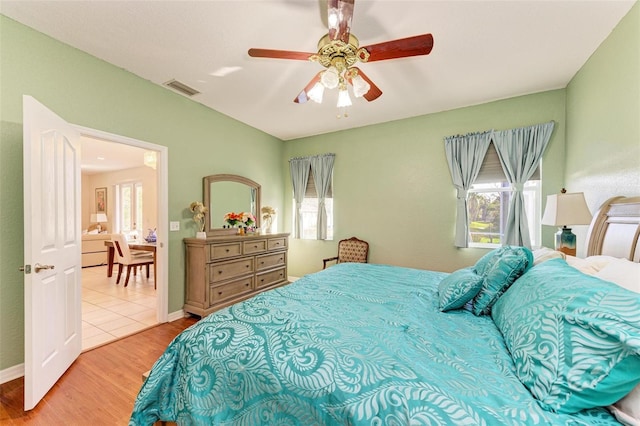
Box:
96, 187, 107, 213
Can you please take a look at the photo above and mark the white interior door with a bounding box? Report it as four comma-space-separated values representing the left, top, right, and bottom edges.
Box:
23, 95, 82, 410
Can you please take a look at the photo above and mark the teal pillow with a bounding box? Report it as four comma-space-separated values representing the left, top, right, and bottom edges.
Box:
492, 258, 640, 413
471, 246, 533, 315
438, 268, 484, 312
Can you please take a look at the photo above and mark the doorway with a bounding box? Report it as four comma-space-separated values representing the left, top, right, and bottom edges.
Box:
76, 127, 169, 350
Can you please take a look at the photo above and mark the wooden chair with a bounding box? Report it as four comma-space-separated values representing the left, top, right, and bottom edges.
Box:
111, 234, 154, 287
323, 237, 369, 269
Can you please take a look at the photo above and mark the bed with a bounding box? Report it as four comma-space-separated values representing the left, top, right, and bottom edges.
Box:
130, 196, 640, 426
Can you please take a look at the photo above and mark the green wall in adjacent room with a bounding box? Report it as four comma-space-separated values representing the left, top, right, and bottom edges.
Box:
0, 16, 285, 371
283, 90, 567, 277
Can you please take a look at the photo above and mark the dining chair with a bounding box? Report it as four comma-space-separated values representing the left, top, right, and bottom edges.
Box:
111, 233, 154, 287
323, 236, 369, 269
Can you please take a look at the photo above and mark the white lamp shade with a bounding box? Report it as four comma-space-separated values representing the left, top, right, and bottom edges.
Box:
91, 213, 108, 223
541, 192, 592, 227
307, 82, 325, 103
351, 74, 371, 98
320, 67, 339, 89
337, 88, 352, 108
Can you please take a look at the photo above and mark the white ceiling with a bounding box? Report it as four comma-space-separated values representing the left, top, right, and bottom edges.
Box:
1, 0, 636, 142
80, 135, 150, 174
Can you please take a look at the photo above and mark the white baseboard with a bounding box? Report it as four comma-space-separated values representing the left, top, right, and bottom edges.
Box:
167, 309, 186, 322
288, 276, 300, 282
0, 363, 25, 384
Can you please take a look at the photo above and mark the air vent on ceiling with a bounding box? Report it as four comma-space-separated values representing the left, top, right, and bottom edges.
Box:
163, 79, 200, 97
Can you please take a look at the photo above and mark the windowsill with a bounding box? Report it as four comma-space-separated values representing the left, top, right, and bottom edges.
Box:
468, 243, 501, 249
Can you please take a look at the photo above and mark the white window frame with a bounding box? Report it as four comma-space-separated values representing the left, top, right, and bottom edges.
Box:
115, 181, 143, 238
467, 180, 541, 249
293, 169, 334, 241
296, 197, 334, 240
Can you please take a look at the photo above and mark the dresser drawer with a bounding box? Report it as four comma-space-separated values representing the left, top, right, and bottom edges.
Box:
210, 276, 253, 304
243, 239, 267, 255
267, 237, 287, 251
209, 258, 253, 283
210, 242, 242, 261
256, 267, 286, 289
256, 252, 286, 271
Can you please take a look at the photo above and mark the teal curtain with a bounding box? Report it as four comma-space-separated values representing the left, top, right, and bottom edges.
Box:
493, 121, 555, 247
289, 157, 311, 238
310, 153, 335, 240
444, 131, 492, 247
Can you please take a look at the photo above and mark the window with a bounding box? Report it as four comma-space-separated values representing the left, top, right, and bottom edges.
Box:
468, 181, 541, 248
298, 197, 334, 240
297, 172, 334, 240
467, 143, 541, 248
115, 182, 143, 237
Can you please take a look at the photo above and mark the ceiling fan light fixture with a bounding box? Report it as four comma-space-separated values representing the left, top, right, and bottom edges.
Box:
337, 87, 352, 108
321, 67, 339, 89
307, 82, 325, 103
351, 74, 371, 98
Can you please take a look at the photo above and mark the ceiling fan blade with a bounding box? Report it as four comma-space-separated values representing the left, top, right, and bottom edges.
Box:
327, 0, 355, 43
348, 67, 382, 102
360, 34, 434, 62
248, 48, 315, 61
294, 72, 323, 104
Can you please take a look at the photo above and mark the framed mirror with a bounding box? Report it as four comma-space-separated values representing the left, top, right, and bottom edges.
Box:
204, 174, 261, 235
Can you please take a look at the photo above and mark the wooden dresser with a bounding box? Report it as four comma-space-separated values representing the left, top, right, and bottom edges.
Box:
184, 232, 289, 317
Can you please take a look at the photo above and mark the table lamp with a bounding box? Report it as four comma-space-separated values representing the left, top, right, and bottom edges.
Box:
90, 213, 108, 233
541, 189, 592, 256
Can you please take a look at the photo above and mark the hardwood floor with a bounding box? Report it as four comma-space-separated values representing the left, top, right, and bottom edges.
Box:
0, 317, 198, 425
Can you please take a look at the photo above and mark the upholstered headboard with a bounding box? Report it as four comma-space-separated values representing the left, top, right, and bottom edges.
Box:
586, 196, 640, 262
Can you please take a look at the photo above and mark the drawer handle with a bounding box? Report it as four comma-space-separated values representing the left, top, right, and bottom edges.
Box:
254, 245, 258, 249
260, 278, 264, 282
225, 249, 230, 252
246, 265, 250, 268
245, 283, 250, 287
218, 270, 223, 274
260, 261, 264, 265
218, 291, 223, 295
275, 242, 280, 245
279, 257, 283, 261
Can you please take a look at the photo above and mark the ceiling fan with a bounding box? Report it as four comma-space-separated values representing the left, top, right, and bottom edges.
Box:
248, 0, 434, 116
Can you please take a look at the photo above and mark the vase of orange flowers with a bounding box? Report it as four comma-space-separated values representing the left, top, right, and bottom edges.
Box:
224, 212, 243, 228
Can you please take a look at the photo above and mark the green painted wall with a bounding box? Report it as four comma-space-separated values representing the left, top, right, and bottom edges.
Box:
0, 16, 285, 371
284, 90, 567, 277
565, 2, 639, 257
284, 2, 639, 278
1, 2, 637, 373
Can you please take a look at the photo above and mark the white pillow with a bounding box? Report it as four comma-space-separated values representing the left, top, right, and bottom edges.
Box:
609, 383, 640, 426
565, 255, 620, 276
596, 258, 640, 293
565, 255, 600, 275
532, 247, 565, 265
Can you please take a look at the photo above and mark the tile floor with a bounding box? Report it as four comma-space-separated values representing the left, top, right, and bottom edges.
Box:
81, 265, 157, 351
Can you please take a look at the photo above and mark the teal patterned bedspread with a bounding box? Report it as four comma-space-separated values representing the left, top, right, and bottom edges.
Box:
130, 263, 619, 425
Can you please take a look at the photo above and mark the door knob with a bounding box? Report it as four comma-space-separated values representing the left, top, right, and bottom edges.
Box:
34, 263, 55, 273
